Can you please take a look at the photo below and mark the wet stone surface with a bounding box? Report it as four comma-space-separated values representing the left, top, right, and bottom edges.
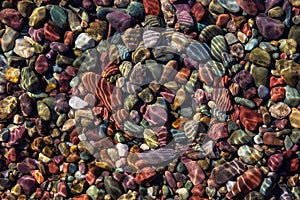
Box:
0, 0, 299, 200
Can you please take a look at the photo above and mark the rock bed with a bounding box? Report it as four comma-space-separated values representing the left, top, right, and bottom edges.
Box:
0, 0, 300, 199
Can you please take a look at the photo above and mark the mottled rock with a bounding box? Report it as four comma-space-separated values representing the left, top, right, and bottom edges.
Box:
256, 14, 285, 40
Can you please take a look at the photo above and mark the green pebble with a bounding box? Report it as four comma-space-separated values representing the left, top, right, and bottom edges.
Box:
68, 163, 78, 174
80, 152, 91, 161
50, 5, 68, 29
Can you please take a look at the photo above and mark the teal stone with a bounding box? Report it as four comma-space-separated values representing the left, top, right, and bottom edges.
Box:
291, 129, 300, 144
259, 42, 278, 53
229, 129, 251, 145
284, 85, 300, 107
67, 176, 74, 182
68, 163, 78, 174
245, 38, 259, 51
139, 118, 149, 128
228, 121, 239, 133
184, 180, 193, 191
126, 1, 145, 21
50, 5, 68, 29
234, 97, 256, 108
114, 132, 126, 143
259, 178, 273, 196
80, 152, 91, 161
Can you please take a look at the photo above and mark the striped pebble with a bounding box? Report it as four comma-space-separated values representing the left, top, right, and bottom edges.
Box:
187, 42, 211, 63
226, 168, 262, 199
211, 35, 228, 61
199, 25, 224, 43
211, 88, 233, 112
210, 160, 247, 185
143, 29, 161, 48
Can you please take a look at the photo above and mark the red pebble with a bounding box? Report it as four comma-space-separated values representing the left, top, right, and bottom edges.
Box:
64, 31, 74, 46
0, 8, 23, 30
270, 87, 285, 102
191, 2, 206, 22
86, 170, 97, 185
216, 14, 230, 26
290, 158, 299, 173
7, 147, 17, 163
191, 184, 205, 196
239, 106, 263, 131
143, 0, 161, 16
242, 23, 252, 37
44, 22, 61, 42
270, 76, 284, 88
47, 162, 59, 174
35, 54, 49, 74
57, 182, 68, 198
134, 167, 157, 184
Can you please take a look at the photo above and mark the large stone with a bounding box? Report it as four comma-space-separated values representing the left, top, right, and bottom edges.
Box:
256, 14, 285, 40
249, 48, 271, 67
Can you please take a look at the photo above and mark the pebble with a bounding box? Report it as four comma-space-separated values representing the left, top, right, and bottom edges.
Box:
17, 175, 37, 195
226, 168, 262, 199
236, 0, 258, 16
13, 38, 35, 58
37, 101, 51, 121
5, 67, 20, 83
256, 14, 285, 40
249, 48, 271, 67
238, 145, 263, 164
284, 85, 300, 107
50, 5, 67, 29
69, 96, 89, 109
0, 8, 23, 30
0, 0, 299, 199
104, 176, 123, 200
75, 33, 95, 50
29, 6, 46, 27
17, 0, 36, 18
2, 26, 19, 52
269, 102, 291, 119
289, 108, 300, 128
0, 96, 18, 120
268, 6, 285, 19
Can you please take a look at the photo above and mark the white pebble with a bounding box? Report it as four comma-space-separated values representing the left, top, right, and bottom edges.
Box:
116, 143, 129, 157
75, 33, 95, 50
69, 96, 88, 109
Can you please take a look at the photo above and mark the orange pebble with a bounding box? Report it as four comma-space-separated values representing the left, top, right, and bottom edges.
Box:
30, 170, 44, 184
64, 31, 74, 46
